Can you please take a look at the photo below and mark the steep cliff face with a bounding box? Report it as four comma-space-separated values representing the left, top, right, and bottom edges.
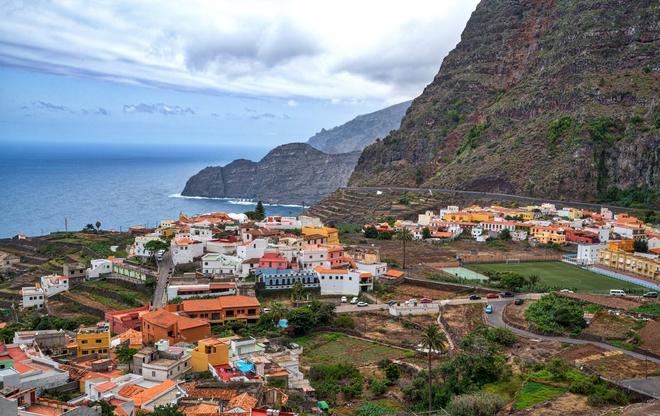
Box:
181, 143, 360, 205
307, 101, 411, 153
350, 0, 659, 203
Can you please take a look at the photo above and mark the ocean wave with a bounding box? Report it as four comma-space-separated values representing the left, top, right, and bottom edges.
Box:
168, 193, 303, 208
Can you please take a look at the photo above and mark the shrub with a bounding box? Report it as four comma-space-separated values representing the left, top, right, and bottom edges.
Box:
447, 392, 505, 416
354, 403, 395, 416
369, 378, 388, 396
309, 364, 363, 401
333, 314, 355, 329
587, 384, 630, 407
384, 363, 401, 383
525, 294, 586, 335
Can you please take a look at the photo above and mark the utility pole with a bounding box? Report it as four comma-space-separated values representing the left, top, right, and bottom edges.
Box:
64, 217, 68, 232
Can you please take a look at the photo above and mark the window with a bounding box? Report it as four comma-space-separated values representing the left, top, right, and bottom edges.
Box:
152, 371, 156, 377
96, 339, 102, 343
81, 340, 88, 344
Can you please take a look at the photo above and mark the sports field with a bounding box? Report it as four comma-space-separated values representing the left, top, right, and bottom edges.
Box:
442, 267, 488, 281
467, 261, 646, 293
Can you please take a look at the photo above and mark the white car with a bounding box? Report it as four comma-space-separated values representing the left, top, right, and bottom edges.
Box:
406, 298, 418, 304
350, 297, 359, 304
356, 301, 369, 307
262, 307, 271, 313
560, 289, 574, 293
340, 296, 347, 303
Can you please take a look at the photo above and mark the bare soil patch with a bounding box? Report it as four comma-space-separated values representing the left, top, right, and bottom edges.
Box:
561, 345, 660, 380
583, 311, 638, 340
560, 344, 609, 362
353, 311, 422, 349
561, 293, 641, 311
389, 283, 456, 301
509, 339, 564, 363
514, 393, 599, 416
441, 303, 483, 343
637, 319, 660, 356
504, 302, 531, 330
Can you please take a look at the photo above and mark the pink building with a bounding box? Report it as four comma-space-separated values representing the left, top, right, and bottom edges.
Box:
105, 305, 151, 334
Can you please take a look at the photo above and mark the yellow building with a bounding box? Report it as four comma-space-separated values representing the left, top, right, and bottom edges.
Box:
191, 338, 229, 372
76, 323, 110, 358
598, 249, 659, 281
443, 211, 494, 223
607, 240, 634, 252
531, 226, 566, 245
301, 226, 339, 245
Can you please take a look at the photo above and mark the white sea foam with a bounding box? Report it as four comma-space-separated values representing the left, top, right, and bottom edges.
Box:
168, 193, 303, 208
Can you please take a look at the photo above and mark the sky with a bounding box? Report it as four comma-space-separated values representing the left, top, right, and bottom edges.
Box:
0, 0, 480, 148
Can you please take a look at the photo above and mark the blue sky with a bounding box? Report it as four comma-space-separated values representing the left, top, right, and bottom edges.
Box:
0, 0, 479, 148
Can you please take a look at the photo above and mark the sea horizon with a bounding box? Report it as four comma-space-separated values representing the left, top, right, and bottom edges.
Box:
0, 141, 304, 237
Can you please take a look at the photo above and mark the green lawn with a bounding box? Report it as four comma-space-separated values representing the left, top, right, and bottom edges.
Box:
514, 382, 567, 410
294, 332, 411, 367
467, 262, 646, 293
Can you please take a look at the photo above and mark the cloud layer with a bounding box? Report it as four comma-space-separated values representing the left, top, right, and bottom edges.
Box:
0, 0, 479, 103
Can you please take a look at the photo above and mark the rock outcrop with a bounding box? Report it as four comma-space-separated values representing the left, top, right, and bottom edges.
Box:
307, 100, 411, 153
349, 0, 659, 205
181, 143, 360, 205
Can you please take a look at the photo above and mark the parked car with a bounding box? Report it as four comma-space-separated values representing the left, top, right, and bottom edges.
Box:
340, 296, 347, 303
500, 291, 514, 298
356, 301, 369, 307
642, 291, 658, 298
469, 294, 481, 301
262, 307, 271, 313
484, 304, 493, 314
560, 289, 575, 293
609, 289, 626, 297
514, 298, 524, 305
350, 297, 359, 304
420, 298, 433, 304
407, 298, 418, 304
486, 293, 499, 299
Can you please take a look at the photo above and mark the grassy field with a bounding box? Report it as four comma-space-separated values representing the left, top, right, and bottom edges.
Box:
467, 262, 646, 293
294, 332, 412, 367
514, 382, 567, 410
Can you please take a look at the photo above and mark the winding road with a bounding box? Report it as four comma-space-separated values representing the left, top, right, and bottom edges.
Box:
152, 251, 173, 309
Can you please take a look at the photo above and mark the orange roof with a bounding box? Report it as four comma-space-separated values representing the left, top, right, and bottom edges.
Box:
95, 381, 117, 393
132, 379, 176, 406
183, 403, 220, 416
383, 269, 404, 278
112, 328, 143, 347
142, 309, 181, 327
174, 237, 202, 245
181, 382, 236, 400
228, 392, 258, 412
180, 296, 260, 313
14, 361, 34, 374
118, 384, 145, 398
313, 266, 348, 274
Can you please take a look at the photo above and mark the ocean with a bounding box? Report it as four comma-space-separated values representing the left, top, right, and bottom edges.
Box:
0, 142, 304, 237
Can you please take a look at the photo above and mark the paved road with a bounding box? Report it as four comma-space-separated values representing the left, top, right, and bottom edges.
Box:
484, 300, 660, 364
152, 251, 173, 309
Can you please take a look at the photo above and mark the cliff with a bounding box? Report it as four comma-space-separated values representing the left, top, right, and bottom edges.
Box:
181, 143, 361, 205
349, 0, 659, 205
307, 100, 411, 153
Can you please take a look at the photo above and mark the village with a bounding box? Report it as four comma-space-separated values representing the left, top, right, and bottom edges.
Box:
0, 200, 658, 416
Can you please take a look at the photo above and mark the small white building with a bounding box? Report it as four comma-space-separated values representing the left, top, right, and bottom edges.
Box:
256, 216, 301, 230
649, 237, 660, 251
206, 239, 238, 254
237, 239, 269, 260
39, 275, 69, 297
576, 243, 605, 265
417, 211, 434, 226
133, 234, 162, 258
201, 253, 241, 275
86, 259, 113, 279
511, 230, 528, 241
167, 282, 236, 300
356, 261, 388, 277
171, 237, 204, 265
21, 287, 45, 309
314, 267, 361, 296
189, 222, 214, 244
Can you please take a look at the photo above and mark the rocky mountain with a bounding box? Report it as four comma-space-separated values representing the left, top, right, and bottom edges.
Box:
181, 143, 361, 205
349, 0, 659, 205
182, 102, 411, 204
307, 100, 411, 153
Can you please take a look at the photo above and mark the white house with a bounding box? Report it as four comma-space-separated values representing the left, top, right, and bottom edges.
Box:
237, 239, 269, 260
299, 245, 331, 269
576, 243, 605, 265
201, 253, 241, 275
256, 216, 301, 230
133, 234, 162, 258
471, 227, 483, 238
511, 230, 528, 241
649, 237, 660, 251
86, 259, 113, 279
480, 220, 518, 233
167, 282, 236, 300
356, 261, 387, 277
39, 275, 69, 297
417, 211, 434, 226
189, 222, 214, 244
314, 267, 361, 296
206, 239, 238, 254
21, 287, 45, 309
171, 237, 204, 265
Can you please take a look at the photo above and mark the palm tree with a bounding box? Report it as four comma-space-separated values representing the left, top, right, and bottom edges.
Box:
419, 324, 447, 413
395, 228, 413, 269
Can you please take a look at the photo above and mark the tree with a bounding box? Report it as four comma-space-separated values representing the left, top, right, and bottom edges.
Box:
527, 273, 540, 288
422, 227, 432, 239
364, 226, 378, 239
499, 228, 511, 240
83, 223, 95, 232
634, 239, 648, 253
95, 221, 102, 231
146, 404, 184, 416
255, 201, 266, 220
144, 239, 168, 254
499, 272, 526, 291
115, 344, 138, 364
395, 228, 413, 269
291, 280, 305, 302
89, 400, 114, 416
287, 307, 316, 335
419, 325, 447, 413
269, 301, 287, 323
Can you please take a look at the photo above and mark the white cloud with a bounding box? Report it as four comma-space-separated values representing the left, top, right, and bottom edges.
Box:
0, 0, 479, 103
287, 99, 298, 107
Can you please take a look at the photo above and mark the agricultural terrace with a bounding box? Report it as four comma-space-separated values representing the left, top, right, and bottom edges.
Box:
467, 261, 646, 293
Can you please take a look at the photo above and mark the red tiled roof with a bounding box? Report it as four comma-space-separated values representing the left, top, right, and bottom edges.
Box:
95, 381, 117, 393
